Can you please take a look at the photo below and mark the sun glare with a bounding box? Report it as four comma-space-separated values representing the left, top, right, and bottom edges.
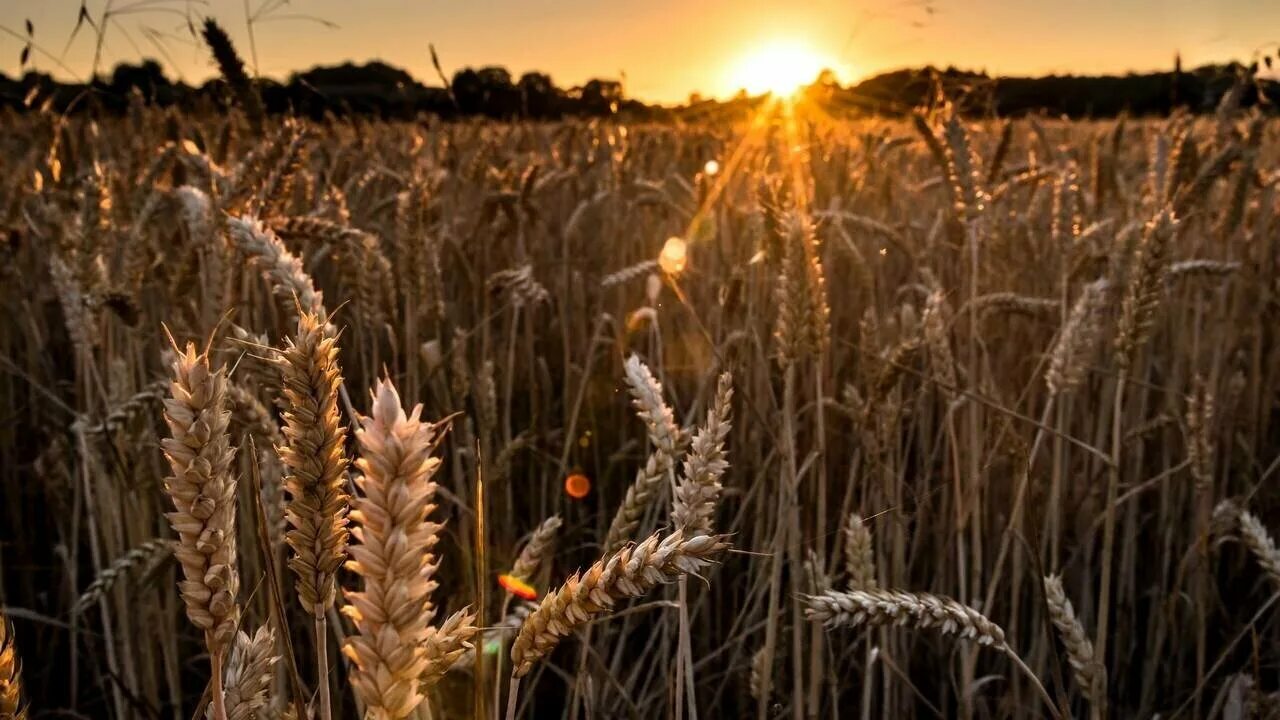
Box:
730, 40, 831, 97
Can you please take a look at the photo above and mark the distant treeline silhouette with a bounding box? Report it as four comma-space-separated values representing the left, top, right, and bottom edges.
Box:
0, 57, 1274, 119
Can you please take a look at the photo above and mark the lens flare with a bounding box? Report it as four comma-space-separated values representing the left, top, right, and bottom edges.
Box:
498, 573, 538, 601
564, 472, 592, 499
659, 236, 687, 275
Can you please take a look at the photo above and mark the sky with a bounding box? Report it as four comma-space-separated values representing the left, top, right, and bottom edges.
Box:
0, 1, 1276, 103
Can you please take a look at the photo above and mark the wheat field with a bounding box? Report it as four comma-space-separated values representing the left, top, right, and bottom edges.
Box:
0, 27, 1279, 720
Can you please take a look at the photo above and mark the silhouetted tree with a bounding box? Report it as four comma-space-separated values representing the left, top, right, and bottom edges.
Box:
580, 78, 622, 114
518, 71, 558, 117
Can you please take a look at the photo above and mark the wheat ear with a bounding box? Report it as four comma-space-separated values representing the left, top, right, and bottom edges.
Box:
277, 309, 350, 615
842, 513, 877, 590
276, 309, 348, 720
805, 588, 1060, 716
1115, 209, 1177, 372
161, 343, 241, 654
511, 516, 563, 583
209, 626, 278, 720
671, 371, 734, 535
161, 342, 241, 720
1046, 278, 1111, 396
510, 530, 728, 678
74, 538, 171, 614
603, 355, 681, 553
341, 379, 455, 718
1043, 575, 1106, 706
227, 216, 326, 321
804, 588, 1004, 646
1237, 511, 1280, 591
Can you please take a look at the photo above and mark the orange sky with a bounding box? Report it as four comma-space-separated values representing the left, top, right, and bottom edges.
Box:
1, 1, 1276, 103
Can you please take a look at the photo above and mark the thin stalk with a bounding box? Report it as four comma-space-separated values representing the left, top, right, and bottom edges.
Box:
504, 675, 522, 720
1094, 374, 1127, 719
210, 650, 228, 720
316, 614, 332, 720
783, 363, 805, 720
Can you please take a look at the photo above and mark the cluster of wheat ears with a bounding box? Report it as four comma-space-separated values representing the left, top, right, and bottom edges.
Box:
2, 18, 1280, 720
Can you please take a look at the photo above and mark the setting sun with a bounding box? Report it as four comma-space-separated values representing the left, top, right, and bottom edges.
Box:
730, 40, 833, 96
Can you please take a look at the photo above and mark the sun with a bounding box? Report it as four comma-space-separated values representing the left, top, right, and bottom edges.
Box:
730, 40, 832, 97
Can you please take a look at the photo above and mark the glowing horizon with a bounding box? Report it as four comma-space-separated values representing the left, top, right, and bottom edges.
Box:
0, 0, 1275, 104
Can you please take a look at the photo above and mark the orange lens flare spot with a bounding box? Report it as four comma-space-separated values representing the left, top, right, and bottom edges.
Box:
564, 472, 592, 499
498, 574, 538, 601
659, 236, 687, 275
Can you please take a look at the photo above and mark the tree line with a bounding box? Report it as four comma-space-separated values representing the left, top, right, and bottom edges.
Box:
0, 57, 1274, 119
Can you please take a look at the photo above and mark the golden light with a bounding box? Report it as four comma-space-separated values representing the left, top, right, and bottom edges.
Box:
729, 40, 831, 97
659, 236, 688, 275
564, 472, 592, 500
703, 159, 720, 176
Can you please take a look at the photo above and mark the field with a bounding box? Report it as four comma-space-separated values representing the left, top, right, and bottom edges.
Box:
1, 69, 1279, 719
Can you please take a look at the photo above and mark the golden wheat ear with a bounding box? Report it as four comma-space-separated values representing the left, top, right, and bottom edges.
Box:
160, 342, 241, 654
510, 530, 729, 679
342, 378, 478, 717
